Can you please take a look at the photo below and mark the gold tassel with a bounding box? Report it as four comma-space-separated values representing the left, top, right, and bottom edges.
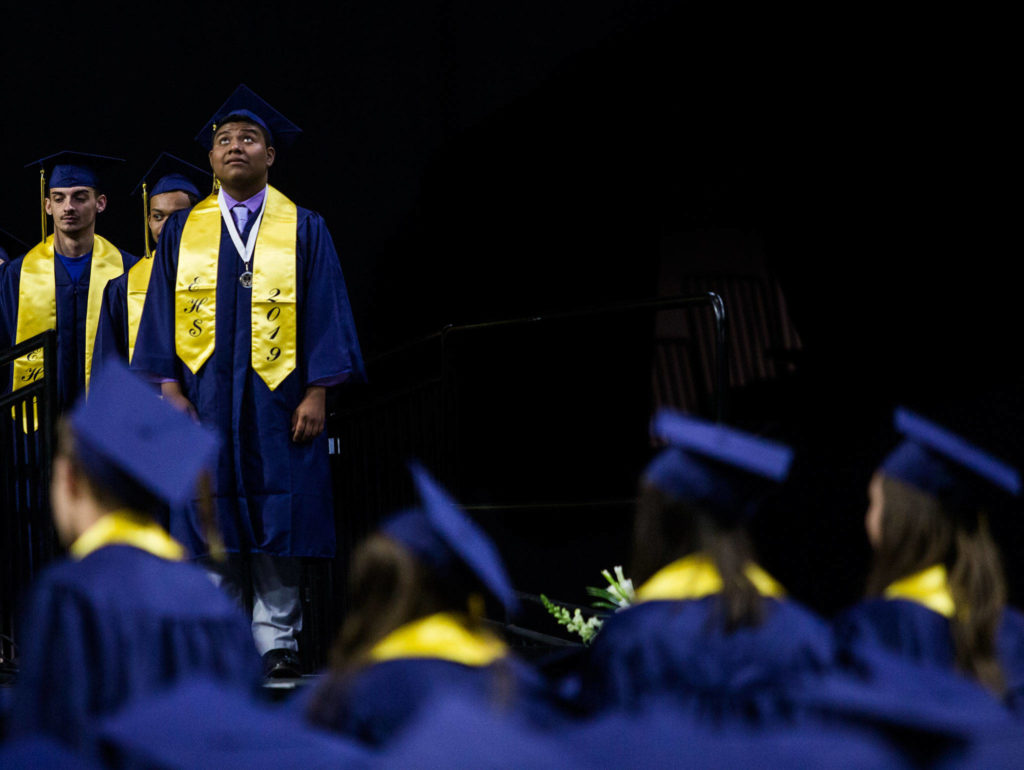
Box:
211, 123, 221, 193
142, 182, 152, 258
39, 168, 47, 242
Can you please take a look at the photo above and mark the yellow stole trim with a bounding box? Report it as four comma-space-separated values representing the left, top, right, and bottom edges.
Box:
367, 612, 508, 667
883, 565, 955, 619
176, 187, 297, 390
70, 509, 185, 562
126, 257, 155, 363
12, 235, 126, 423
636, 553, 786, 603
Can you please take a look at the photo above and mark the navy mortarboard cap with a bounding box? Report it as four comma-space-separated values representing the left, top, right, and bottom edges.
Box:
132, 153, 211, 199
196, 84, 302, 151
643, 409, 794, 520
880, 408, 1021, 506
69, 360, 221, 511
381, 462, 519, 615
26, 150, 125, 190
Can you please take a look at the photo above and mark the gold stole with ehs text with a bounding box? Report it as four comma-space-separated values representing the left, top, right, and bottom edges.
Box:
13, 234, 127, 402
175, 187, 297, 390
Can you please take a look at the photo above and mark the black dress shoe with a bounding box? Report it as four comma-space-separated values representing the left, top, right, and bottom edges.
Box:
263, 648, 302, 679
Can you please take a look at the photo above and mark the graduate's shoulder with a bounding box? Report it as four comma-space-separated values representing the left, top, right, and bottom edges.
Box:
36, 546, 234, 614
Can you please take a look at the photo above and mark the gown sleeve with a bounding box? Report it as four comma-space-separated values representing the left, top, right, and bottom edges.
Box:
300, 212, 365, 386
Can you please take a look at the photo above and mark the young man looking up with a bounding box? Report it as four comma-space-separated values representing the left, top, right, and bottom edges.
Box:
132, 85, 365, 678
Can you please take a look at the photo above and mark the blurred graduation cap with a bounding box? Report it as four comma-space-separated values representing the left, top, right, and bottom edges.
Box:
24, 151, 125, 242
643, 409, 794, 521
0, 226, 30, 261
132, 153, 213, 256
195, 84, 302, 151
881, 408, 1021, 507
69, 360, 221, 512
382, 462, 519, 616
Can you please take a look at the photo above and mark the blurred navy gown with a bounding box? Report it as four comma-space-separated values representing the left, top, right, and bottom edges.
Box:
307, 611, 555, 747
9, 525, 263, 751
578, 554, 833, 723
834, 567, 1024, 716
130, 204, 364, 559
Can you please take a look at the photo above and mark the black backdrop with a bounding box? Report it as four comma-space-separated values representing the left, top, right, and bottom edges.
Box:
2, 2, 1021, 616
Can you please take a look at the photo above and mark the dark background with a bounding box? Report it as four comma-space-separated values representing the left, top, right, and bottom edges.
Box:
2, 2, 1020, 617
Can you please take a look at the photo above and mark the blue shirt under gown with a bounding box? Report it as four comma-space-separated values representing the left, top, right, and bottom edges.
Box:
8, 543, 263, 753
130, 203, 364, 559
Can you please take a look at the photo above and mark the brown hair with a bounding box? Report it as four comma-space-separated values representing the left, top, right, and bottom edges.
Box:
632, 481, 764, 631
328, 534, 456, 670
307, 533, 501, 729
866, 474, 1006, 694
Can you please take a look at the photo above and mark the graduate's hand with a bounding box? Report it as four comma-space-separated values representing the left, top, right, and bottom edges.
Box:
292, 386, 326, 442
161, 381, 198, 421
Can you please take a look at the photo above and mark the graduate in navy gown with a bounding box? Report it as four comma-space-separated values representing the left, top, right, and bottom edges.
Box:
131, 86, 365, 677
94, 154, 209, 367
0, 153, 136, 412
834, 408, 1024, 715
304, 462, 554, 747
577, 409, 834, 724
8, 361, 262, 754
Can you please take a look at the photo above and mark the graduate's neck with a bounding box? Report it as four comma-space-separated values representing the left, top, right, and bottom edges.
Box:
52, 225, 95, 258
220, 175, 268, 204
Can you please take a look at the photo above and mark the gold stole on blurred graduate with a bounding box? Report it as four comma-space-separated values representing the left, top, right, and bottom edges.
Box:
636, 553, 786, 602
175, 187, 297, 390
883, 565, 955, 618
126, 257, 155, 363
71, 509, 185, 561
12, 234, 126, 429
367, 612, 508, 666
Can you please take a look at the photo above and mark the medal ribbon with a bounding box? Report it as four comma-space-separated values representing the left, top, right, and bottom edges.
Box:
883, 564, 956, 618
13, 234, 126, 412
176, 187, 297, 389
636, 552, 786, 603
70, 508, 185, 561
126, 257, 156, 363
368, 612, 508, 666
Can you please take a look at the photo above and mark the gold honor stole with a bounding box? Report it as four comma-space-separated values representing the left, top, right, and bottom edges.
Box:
367, 612, 509, 666
126, 256, 156, 363
883, 564, 956, 618
636, 553, 786, 603
176, 187, 297, 390
13, 234, 127, 399
70, 508, 186, 561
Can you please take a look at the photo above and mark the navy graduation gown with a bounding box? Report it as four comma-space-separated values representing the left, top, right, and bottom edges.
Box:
578, 596, 834, 722
93, 270, 129, 364
834, 599, 1024, 715
9, 544, 263, 752
131, 204, 364, 558
96, 679, 372, 769
0, 246, 137, 412
309, 656, 555, 748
